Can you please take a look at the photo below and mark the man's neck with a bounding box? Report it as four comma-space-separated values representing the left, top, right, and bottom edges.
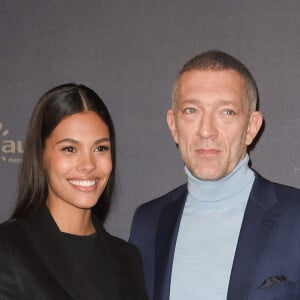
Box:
185, 154, 254, 207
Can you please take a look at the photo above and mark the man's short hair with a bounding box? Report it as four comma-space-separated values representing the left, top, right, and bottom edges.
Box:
173, 50, 258, 112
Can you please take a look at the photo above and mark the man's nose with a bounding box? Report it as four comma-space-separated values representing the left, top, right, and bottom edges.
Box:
197, 112, 218, 139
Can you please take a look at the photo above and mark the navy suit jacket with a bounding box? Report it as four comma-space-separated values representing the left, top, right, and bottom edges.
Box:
130, 173, 300, 300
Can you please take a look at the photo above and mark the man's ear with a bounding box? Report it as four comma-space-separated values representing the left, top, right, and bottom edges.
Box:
246, 111, 263, 146
167, 109, 178, 144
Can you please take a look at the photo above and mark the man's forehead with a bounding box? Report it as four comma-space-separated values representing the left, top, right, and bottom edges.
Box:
178, 68, 243, 83
177, 70, 244, 95
174, 69, 248, 110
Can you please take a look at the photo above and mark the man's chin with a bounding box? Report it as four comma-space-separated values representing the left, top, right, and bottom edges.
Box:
191, 167, 226, 181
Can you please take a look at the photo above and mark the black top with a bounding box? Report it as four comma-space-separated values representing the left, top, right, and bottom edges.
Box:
61, 231, 119, 299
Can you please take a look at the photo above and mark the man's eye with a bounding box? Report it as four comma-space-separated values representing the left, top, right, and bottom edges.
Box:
223, 109, 236, 116
62, 146, 75, 153
183, 107, 197, 114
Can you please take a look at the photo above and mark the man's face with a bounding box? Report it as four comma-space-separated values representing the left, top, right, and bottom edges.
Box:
167, 69, 262, 180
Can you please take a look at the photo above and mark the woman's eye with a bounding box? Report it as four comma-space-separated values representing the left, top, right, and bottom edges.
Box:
183, 107, 197, 114
95, 145, 109, 152
62, 146, 75, 153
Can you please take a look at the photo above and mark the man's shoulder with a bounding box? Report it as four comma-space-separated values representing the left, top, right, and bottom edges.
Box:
130, 184, 187, 245
255, 172, 299, 194
130, 184, 187, 231
253, 172, 300, 207
272, 180, 300, 203
136, 183, 187, 213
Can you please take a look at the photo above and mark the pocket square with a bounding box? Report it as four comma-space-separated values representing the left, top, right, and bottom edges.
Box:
260, 275, 289, 289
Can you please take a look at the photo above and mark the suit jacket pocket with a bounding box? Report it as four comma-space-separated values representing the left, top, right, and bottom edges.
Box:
247, 280, 299, 300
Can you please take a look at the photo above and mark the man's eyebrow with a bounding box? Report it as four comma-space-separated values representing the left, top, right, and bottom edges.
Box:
179, 99, 199, 105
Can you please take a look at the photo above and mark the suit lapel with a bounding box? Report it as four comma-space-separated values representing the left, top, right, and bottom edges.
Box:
154, 186, 187, 300
21, 205, 103, 300
227, 174, 281, 300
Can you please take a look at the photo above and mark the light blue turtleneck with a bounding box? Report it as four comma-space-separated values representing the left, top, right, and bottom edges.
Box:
170, 154, 255, 300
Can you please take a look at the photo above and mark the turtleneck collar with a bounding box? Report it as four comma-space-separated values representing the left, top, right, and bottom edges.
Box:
185, 154, 254, 207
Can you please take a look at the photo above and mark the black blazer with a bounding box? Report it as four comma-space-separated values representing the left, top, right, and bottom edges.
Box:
0, 205, 148, 300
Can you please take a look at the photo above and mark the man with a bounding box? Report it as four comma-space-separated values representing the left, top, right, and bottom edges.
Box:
130, 50, 300, 300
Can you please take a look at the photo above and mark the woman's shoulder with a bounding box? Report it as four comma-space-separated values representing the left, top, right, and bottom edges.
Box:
0, 219, 22, 234
92, 214, 139, 257
0, 219, 26, 259
101, 227, 141, 258
102, 228, 137, 249
0, 219, 25, 244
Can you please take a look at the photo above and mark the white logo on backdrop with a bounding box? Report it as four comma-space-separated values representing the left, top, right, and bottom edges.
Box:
0, 122, 24, 164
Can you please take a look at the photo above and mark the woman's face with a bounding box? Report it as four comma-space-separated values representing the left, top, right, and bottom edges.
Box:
43, 111, 112, 214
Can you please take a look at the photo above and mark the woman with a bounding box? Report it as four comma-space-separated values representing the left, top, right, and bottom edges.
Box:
0, 84, 148, 300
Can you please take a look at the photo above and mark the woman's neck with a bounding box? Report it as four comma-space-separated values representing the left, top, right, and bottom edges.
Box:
46, 200, 95, 235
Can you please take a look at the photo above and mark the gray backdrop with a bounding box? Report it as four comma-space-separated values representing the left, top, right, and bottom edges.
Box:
1, 0, 299, 240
